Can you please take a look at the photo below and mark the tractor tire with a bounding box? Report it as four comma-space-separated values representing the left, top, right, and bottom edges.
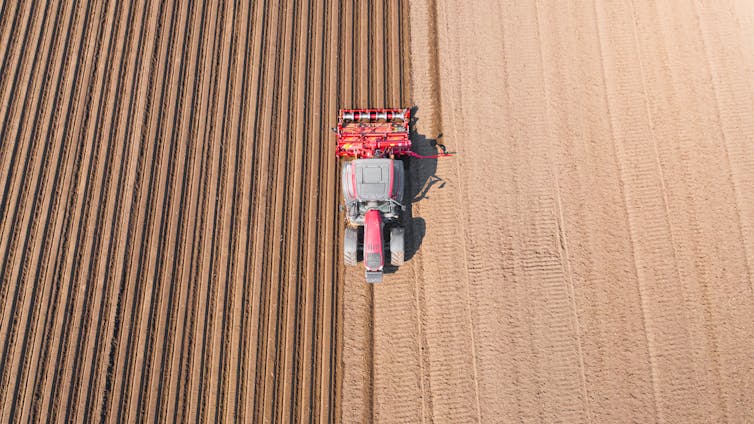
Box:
344, 227, 358, 266
390, 227, 405, 266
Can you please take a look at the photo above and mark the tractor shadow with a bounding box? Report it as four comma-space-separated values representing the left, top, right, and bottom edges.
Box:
384, 106, 446, 274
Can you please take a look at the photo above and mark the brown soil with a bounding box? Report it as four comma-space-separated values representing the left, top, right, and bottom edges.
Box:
344, 0, 754, 422
1, 0, 753, 422
0, 0, 409, 421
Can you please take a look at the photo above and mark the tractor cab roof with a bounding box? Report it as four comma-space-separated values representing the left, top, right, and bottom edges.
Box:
342, 158, 403, 204
352, 159, 393, 201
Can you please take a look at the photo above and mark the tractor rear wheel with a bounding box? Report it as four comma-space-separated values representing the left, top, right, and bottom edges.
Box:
390, 227, 404, 266
344, 227, 358, 266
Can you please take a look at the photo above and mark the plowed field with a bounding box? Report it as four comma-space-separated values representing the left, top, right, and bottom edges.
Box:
0, 0, 407, 422
1, 0, 753, 423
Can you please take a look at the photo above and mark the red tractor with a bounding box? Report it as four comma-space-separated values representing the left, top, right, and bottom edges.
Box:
335, 108, 448, 283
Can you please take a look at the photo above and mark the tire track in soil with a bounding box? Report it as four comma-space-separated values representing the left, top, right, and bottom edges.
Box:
594, 2, 704, 421
340, 0, 374, 422
398, 3, 485, 422
535, 2, 660, 421
679, 2, 754, 419
503, 3, 587, 421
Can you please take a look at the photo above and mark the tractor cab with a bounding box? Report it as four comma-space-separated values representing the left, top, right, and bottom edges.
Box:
342, 159, 404, 225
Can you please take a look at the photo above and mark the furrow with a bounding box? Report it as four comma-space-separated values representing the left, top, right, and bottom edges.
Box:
101, 0, 172, 419
309, 2, 330, 420
210, 0, 244, 420
14, 0, 114, 422
0, 0, 61, 322
318, 0, 340, 420
217, 0, 252, 421
0, 1, 23, 59
0, 1, 422, 421
0, 0, 84, 420
188, 0, 229, 421
192, 0, 235, 420
44, 0, 119, 420
157, 0, 211, 421
256, 0, 293, 420
121, 0, 188, 420
87, 0, 161, 419
78, 0, 145, 420
134, 0, 197, 421
286, 2, 314, 421
0, 0, 34, 124
247, 0, 282, 420
171, 0, 222, 421
291, 0, 321, 420
0, 0, 44, 234
326, 0, 344, 420
234, 0, 267, 421
274, 0, 307, 422
52, 2, 131, 422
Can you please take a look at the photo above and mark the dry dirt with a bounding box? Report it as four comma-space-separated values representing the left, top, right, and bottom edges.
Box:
1, 0, 753, 423
0, 0, 407, 421
341, 0, 754, 422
